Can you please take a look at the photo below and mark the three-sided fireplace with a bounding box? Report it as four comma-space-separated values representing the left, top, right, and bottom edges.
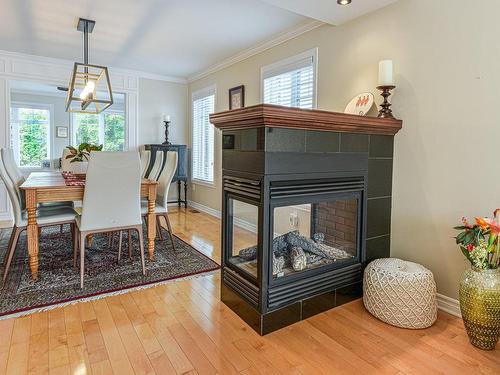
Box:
211, 104, 402, 334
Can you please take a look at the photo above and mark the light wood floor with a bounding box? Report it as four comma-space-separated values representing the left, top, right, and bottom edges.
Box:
0, 209, 498, 375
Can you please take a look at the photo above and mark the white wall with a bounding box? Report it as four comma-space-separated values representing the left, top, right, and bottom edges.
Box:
138, 78, 188, 146
188, 0, 499, 300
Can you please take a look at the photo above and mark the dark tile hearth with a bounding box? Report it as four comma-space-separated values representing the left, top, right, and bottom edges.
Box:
0, 226, 219, 318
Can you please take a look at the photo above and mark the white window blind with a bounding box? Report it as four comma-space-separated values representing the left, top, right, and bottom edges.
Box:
192, 87, 215, 184
263, 51, 316, 109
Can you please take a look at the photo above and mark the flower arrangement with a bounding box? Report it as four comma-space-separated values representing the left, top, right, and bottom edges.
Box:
455, 209, 500, 270
65, 143, 103, 163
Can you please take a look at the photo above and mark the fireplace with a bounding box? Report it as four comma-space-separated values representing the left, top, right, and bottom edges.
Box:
211, 104, 402, 334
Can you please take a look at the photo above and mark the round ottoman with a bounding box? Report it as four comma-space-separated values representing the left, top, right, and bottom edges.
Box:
363, 258, 437, 329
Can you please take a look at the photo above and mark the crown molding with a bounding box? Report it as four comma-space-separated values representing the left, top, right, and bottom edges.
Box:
0, 49, 187, 84
187, 20, 324, 83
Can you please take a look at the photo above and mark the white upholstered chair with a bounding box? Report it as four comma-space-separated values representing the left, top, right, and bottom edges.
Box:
1, 148, 73, 233
74, 152, 145, 288
140, 149, 151, 178
0, 150, 77, 281
141, 151, 177, 250
147, 151, 164, 181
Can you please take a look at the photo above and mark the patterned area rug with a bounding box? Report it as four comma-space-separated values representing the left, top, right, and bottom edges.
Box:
0, 225, 219, 319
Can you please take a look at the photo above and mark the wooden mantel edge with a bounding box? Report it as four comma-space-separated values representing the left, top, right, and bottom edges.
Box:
210, 104, 402, 136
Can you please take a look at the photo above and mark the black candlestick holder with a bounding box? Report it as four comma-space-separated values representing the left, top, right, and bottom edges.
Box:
162, 120, 171, 145
376, 85, 396, 119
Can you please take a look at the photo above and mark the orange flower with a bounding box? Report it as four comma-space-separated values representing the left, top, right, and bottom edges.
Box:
475, 217, 490, 230
486, 219, 500, 235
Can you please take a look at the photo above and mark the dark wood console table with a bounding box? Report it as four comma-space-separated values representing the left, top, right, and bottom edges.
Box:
144, 144, 188, 208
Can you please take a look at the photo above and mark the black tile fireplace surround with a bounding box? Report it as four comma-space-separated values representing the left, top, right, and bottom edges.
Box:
211, 105, 401, 335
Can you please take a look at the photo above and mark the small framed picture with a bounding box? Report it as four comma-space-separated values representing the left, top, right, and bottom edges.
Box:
229, 85, 245, 110
56, 126, 68, 138
223, 134, 235, 150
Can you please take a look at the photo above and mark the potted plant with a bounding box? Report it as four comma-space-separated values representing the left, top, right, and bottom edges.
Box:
64, 143, 103, 174
454, 210, 500, 350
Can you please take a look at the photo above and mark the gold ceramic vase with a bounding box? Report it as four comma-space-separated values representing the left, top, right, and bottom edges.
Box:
459, 267, 500, 350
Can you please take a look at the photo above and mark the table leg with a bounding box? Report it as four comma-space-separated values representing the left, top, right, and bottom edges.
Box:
25, 190, 39, 280
147, 184, 156, 259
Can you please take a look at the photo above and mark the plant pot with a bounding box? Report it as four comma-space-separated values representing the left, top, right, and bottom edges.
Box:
69, 161, 88, 174
459, 267, 500, 350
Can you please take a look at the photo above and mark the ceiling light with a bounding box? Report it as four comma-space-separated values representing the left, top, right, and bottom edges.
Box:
66, 18, 113, 114
337, 0, 352, 5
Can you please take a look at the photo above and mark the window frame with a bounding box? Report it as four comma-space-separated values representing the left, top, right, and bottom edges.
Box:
260, 48, 318, 109
10, 101, 53, 170
70, 107, 128, 152
191, 85, 216, 187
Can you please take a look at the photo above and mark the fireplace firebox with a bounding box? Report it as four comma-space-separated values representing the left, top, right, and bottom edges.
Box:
211, 104, 402, 335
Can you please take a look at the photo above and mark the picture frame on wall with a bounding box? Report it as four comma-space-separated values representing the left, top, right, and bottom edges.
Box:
229, 85, 245, 110
56, 126, 68, 138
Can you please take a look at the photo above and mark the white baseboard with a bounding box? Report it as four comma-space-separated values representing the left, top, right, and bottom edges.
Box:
188, 200, 257, 233
437, 293, 461, 317
188, 200, 221, 218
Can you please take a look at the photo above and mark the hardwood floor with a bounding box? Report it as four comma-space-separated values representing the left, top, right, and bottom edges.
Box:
0, 208, 499, 375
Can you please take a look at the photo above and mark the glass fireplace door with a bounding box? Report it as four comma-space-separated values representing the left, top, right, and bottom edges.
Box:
225, 197, 260, 281
271, 194, 360, 280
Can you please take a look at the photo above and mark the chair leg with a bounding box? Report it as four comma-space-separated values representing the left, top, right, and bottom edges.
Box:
164, 214, 176, 251
137, 227, 146, 276
80, 232, 86, 288
117, 231, 123, 261
60, 224, 63, 233
72, 224, 78, 268
107, 232, 112, 247
3, 227, 15, 266
3, 226, 22, 282
128, 229, 133, 260
156, 215, 163, 241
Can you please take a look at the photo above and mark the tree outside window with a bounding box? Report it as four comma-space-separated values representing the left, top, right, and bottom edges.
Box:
73, 111, 125, 151
10, 105, 51, 168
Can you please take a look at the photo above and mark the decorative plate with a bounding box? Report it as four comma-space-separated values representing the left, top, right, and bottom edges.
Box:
344, 92, 374, 116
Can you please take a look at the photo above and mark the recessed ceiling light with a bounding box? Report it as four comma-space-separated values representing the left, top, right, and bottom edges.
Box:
337, 0, 352, 5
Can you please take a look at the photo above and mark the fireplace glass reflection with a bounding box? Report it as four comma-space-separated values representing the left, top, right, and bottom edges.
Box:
226, 198, 259, 279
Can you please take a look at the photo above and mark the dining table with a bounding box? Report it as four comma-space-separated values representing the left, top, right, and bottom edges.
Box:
20, 171, 158, 281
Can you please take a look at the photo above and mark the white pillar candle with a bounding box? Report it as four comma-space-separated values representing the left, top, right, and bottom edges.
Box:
378, 60, 394, 86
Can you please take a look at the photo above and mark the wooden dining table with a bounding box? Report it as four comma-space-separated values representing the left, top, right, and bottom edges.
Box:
20, 171, 158, 281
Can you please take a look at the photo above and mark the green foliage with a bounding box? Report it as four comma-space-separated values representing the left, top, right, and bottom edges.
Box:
17, 108, 49, 167
74, 112, 125, 152
66, 143, 103, 162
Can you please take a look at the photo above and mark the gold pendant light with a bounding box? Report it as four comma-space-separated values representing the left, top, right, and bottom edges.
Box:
65, 18, 113, 114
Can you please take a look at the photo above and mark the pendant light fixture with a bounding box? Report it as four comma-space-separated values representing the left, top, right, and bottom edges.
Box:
65, 18, 113, 113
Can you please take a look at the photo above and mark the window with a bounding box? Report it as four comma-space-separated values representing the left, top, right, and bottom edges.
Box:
10, 103, 51, 168
262, 49, 317, 109
192, 86, 216, 184
72, 111, 126, 151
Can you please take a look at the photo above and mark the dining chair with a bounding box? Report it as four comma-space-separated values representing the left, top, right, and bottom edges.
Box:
140, 149, 150, 178
74, 151, 145, 288
141, 151, 178, 250
1, 148, 73, 234
0, 151, 77, 282
147, 150, 164, 181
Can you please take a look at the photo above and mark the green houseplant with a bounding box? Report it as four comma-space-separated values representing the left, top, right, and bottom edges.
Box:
64, 143, 103, 173
454, 210, 500, 350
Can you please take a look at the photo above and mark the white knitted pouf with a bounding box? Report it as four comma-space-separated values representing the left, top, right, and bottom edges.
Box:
363, 258, 437, 329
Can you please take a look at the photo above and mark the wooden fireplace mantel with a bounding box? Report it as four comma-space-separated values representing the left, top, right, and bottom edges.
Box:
210, 104, 402, 136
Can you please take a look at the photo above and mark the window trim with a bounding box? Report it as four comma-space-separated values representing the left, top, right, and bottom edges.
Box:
191, 84, 216, 187
260, 48, 318, 109
10, 101, 53, 170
